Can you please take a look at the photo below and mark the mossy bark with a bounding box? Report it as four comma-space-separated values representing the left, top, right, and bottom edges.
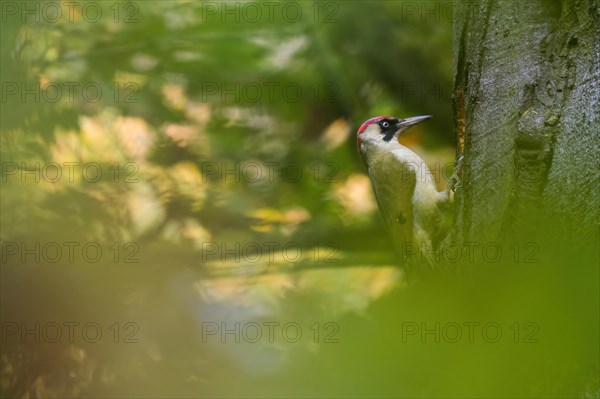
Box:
452, 0, 599, 248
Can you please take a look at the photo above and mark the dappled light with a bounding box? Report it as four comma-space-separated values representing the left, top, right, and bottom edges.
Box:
1, 1, 598, 398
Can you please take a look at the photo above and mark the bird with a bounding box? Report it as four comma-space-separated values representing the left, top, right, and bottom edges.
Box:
356, 115, 461, 267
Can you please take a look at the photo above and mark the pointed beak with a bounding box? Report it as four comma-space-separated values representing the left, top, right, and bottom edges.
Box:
395, 115, 432, 132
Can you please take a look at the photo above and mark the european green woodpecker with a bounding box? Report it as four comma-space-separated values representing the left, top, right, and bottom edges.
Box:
357, 115, 460, 266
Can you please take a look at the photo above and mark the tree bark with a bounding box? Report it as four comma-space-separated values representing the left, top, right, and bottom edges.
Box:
452, 0, 599, 248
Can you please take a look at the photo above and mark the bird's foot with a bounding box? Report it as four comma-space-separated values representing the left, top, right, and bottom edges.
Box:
448, 155, 464, 192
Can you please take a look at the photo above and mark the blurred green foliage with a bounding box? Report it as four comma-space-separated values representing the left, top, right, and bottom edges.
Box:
1, 2, 597, 398
1, 0, 455, 249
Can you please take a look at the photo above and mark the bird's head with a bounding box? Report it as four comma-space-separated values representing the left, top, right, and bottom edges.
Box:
356, 115, 432, 148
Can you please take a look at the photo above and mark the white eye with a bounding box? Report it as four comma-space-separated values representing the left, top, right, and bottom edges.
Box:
381, 121, 390, 128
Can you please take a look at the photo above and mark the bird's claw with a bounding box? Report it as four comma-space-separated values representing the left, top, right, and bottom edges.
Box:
448, 155, 464, 192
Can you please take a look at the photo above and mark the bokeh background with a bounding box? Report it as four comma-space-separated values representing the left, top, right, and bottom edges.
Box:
1, 1, 597, 398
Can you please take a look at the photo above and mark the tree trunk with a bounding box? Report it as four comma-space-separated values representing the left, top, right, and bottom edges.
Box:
452, 0, 599, 248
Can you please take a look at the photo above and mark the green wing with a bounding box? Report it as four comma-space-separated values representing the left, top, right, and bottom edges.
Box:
367, 150, 417, 259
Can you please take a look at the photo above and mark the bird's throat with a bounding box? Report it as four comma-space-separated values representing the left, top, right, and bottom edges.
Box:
360, 139, 402, 165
